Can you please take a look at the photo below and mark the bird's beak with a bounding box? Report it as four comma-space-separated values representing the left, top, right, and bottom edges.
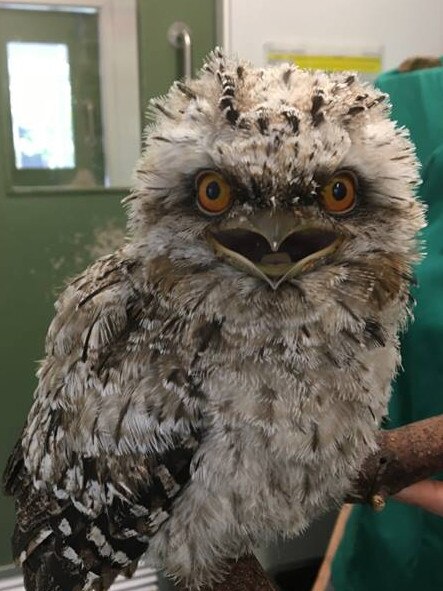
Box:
207, 208, 343, 289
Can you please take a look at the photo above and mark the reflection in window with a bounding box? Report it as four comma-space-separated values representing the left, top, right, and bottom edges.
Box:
7, 42, 75, 170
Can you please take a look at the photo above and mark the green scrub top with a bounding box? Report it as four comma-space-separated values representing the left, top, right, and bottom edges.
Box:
376, 62, 443, 167
332, 65, 443, 591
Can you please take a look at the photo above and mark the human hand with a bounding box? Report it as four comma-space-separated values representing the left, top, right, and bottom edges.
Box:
394, 480, 443, 516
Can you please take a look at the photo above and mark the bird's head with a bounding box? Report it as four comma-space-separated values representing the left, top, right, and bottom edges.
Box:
127, 50, 424, 319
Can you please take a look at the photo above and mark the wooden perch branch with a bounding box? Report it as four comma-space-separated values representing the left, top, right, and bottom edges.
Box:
176, 414, 443, 591
346, 415, 443, 507
193, 555, 277, 591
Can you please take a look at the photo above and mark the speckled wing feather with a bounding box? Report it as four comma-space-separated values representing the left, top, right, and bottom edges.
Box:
4, 436, 197, 591
3, 252, 202, 591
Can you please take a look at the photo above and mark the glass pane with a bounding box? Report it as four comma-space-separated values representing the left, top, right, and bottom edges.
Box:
7, 41, 75, 170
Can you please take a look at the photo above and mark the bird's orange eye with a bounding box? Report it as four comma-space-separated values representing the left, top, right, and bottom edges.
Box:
196, 171, 233, 215
321, 172, 357, 214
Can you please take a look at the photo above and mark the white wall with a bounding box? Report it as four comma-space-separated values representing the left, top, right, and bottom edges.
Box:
221, 0, 443, 71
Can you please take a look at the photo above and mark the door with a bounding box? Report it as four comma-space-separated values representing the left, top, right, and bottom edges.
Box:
0, 0, 216, 569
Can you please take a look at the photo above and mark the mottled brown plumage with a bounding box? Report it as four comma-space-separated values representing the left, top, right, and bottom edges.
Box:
4, 49, 425, 590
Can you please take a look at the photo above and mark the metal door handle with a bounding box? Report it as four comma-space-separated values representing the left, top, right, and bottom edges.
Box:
83, 99, 96, 147
167, 21, 193, 79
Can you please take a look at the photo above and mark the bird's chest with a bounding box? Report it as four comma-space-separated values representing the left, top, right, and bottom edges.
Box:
190, 356, 371, 534
194, 319, 372, 426
156, 316, 395, 536
195, 315, 396, 490
202, 352, 366, 460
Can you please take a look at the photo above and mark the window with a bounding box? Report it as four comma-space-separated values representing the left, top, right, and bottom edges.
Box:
0, 0, 140, 190
7, 42, 75, 170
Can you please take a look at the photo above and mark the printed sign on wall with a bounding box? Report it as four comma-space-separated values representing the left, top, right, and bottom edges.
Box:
265, 44, 383, 81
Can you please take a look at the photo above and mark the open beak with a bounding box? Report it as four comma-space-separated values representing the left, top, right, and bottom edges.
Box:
207, 209, 343, 289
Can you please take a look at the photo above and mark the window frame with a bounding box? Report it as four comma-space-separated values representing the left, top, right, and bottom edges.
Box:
0, 0, 140, 193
